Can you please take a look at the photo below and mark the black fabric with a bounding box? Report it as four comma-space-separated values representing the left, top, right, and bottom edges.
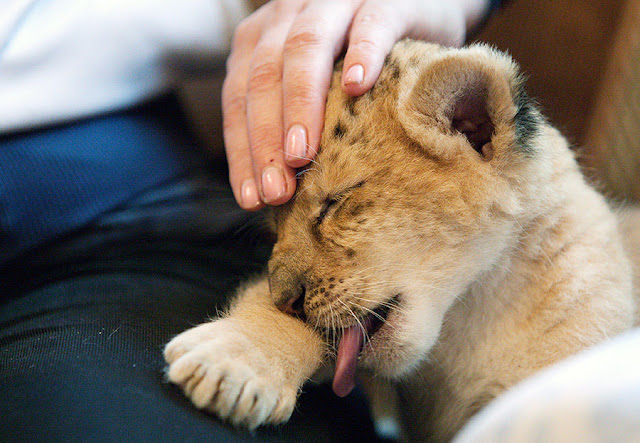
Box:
0, 107, 380, 442
0, 94, 203, 263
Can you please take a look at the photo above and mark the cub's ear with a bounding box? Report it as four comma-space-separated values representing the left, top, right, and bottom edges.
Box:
397, 45, 539, 160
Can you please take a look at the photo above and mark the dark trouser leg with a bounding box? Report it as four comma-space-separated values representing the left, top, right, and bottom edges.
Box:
0, 131, 378, 443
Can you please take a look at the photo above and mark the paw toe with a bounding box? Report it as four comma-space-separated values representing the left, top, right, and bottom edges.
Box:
168, 354, 202, 385
190, 366, 223, 409
163, 340, 187, 364
269, 388, 296, 424
232, 379, 278, 429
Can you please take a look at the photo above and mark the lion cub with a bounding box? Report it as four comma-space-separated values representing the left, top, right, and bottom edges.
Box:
164, 40, 638, 441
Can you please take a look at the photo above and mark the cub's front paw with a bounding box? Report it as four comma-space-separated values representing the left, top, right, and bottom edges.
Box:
164, 321, 297, 429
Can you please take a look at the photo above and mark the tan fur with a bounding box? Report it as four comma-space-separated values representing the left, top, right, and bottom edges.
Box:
165, 40, 639, 440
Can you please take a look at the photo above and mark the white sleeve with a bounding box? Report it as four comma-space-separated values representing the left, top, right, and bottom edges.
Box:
454, 328, 640, 443
0, 0, 250, 133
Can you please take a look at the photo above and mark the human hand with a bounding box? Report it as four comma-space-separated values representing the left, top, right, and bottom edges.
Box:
223, 0, 489, 209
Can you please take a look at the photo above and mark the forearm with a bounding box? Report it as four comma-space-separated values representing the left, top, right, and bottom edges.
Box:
229, 278, 327, 382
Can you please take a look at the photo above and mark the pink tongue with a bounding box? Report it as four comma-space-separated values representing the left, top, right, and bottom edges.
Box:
332, 325, 365, 397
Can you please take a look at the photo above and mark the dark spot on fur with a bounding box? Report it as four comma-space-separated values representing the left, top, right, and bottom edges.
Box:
328, 277, 335, 282
384, 53, 403, 79
346, 248, 356, 258
375, 73, 390, 90
329, 284, 335, 289
369, 72, 389, 96
334, 121, 347, 139
390, 64, 401, 80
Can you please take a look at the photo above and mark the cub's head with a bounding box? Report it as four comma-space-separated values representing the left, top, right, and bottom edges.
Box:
268, 40, 561, 389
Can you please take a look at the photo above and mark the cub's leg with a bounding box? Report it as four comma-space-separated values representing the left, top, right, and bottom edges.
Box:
360, 375, 401, 440
164, 277, 326, 428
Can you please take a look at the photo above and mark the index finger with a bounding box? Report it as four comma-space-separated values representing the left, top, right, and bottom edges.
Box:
281, 0, 358, 169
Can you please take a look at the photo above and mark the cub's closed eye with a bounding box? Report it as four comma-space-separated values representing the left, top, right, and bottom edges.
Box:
316, 181, 366, 225
317, 197, 339, 224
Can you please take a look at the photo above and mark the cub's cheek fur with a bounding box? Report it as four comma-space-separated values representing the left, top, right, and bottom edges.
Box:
166, 39, 638, 441
270, 41, 548, 378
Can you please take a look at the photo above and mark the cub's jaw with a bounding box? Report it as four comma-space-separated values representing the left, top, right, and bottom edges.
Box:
356, 294, 417, 374
316, 294, 415, 396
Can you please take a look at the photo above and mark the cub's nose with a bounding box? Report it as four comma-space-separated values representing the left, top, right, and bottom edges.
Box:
275, 284, 306, 320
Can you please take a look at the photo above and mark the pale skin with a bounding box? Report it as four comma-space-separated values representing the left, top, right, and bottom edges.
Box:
223, 0, 491, 209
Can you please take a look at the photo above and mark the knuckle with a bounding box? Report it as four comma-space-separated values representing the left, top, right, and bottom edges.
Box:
285, 79, 323, 110
221, 83, 247, 117
347, 38, 382, 61
356, 10, 392, 29
284, 24, 325, 54
232, 17, 256, 51
250, 122, 282, 152
247, 58, 282, 95
349, 37, 380, 55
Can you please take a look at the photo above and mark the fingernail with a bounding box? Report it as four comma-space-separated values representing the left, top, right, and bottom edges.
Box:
240, 178, 261, 209
344, 64, 364, 86
261, 166, 286, 203
285, 124, 308, 161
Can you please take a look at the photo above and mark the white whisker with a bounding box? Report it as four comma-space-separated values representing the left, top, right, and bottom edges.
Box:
276, 146, 320, 167
337, 298, 371, 345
